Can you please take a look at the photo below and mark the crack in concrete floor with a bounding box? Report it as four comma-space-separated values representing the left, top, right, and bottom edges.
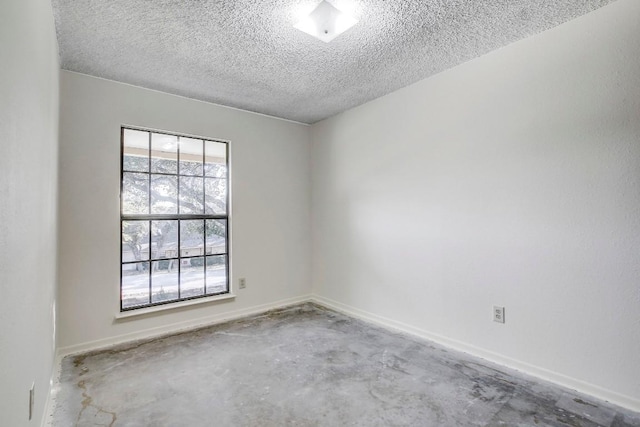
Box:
75, 379, 117, 427
52, 303, 640, 426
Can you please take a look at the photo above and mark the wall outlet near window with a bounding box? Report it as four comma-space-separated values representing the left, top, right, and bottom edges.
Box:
239, 278, 246, 289
29, 382, 35, 420
493, 306, 505, 323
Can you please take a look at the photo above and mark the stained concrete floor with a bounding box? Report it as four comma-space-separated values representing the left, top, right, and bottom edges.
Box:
52, 303, 640, 427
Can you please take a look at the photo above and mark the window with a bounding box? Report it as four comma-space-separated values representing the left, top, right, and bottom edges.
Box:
120, 127, 229, 311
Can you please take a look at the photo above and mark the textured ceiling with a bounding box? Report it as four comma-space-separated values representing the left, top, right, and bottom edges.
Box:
52, 0, 614, 124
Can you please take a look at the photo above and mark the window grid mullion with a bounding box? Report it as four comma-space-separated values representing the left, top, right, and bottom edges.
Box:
203, 143, 208, 294
147, 132, 152, 305
119, 127, 125, 312
121, 251, 226, 266
122, 214, 225, 221
123, 170, 221, 178
225, 143, 230, 292
202, 139, 208, 295
204, 223, 208, 295
147, 220, 152, 304
177, 219, 182, 300
177, 136, 181, 300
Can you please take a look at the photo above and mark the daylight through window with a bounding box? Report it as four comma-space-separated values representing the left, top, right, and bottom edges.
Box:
120, 127, 229, 311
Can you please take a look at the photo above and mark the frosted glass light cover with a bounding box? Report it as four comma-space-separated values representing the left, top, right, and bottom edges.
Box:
294, 1, 357, 43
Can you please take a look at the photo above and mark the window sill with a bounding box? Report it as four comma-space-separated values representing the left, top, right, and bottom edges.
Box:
115, 293, 236, 320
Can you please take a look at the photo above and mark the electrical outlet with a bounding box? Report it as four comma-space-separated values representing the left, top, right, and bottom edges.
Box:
29, 382, 35, 420
239, 278, 246, 289
493, 306, 505, 323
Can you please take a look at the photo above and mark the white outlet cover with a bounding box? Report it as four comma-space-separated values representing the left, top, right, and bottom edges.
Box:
493, 306, 505, 323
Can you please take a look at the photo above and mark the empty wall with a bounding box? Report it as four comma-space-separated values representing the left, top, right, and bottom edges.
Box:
58, 72, 311, 351
0, 0, 60, 425
311, 0, 640, 410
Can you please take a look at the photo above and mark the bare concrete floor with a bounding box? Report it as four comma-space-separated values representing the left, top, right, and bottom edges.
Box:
52, 303, 640, 426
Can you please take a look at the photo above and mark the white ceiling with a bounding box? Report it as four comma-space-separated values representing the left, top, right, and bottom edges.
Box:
51, 0, 614, 124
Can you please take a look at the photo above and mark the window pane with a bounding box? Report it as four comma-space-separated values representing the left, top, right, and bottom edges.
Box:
122, 262, 149, 308
122, 172, 149, 214
121, 128, 230, 311
181, 257, 205, 298
179, 176, 204, 214
206, 219, 226, 255
179, 137, 203, 176
122, 221, 150, 262
123, 129, 149, 172
151, 133, 178, 174
180, 220, 204, 257
206, 255, 227, 294
151, 220, 178, 260
151, 260, 179, 303
151, 174, 178, 214
205, 178, 226, 215
204, 141, 227, 177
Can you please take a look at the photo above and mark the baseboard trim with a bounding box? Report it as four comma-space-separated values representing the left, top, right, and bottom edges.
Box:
310, 294, 640, 413
41, 352, 64, 427
57, 294, 312, 357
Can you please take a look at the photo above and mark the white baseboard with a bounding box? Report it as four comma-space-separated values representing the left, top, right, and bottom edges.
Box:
41, 353, 64, 427
310, 294, 640, 413
57, 294, 312, 357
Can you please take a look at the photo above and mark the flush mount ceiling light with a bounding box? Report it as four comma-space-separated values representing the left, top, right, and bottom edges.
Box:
294, 1, 358, 43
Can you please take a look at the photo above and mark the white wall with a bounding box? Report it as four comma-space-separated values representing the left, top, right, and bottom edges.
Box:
311, 0, 640, 411
0, 1, 60, 426
58, 72, 311, 351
